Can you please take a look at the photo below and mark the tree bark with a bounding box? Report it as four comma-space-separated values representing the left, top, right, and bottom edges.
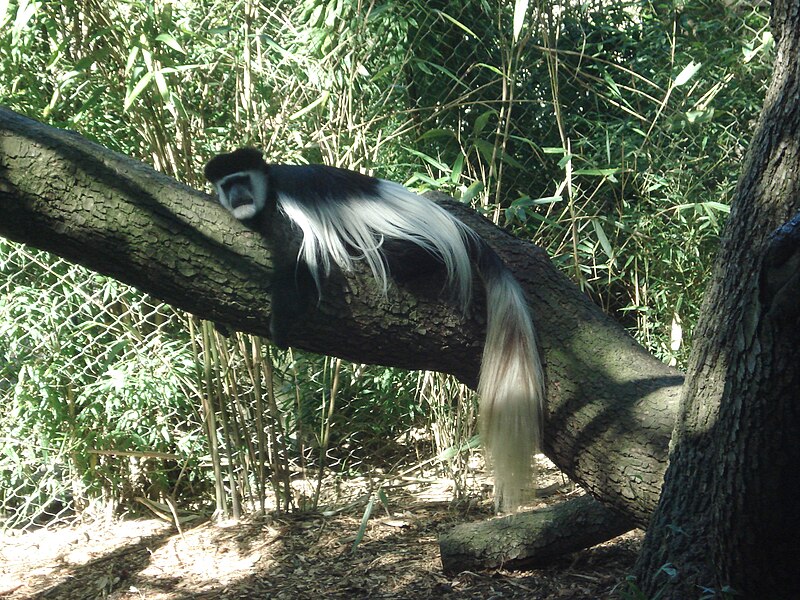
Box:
0, 106, 680, 528
633, 0, 800, 595
439, 494, 632, 573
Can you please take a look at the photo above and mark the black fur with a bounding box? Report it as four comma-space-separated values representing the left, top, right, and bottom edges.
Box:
204, 150, 444, 346
204, 148, 545, 510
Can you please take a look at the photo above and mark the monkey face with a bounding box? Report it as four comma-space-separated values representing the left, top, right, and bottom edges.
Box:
214, 170, 268, 220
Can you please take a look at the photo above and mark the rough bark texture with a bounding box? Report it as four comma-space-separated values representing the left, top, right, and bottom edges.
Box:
634, 0, 800, 595
0, 107, 680, 529
439, 494, 632, 573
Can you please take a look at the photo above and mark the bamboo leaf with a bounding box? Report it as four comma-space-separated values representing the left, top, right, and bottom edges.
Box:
473, 109, 495, 137
288, 91, 330, 120
417, 128, 456, 141
435, 9, 479, 39
531, 195, 563, 204
459, 181, 485, 204
513, 0, 528, 42
673, 61, 701, 87
155, 33, 186, 54
451, 154, 465, 184
404, 147, 449, 172
13, 0, 36, 35
351, 495, 375, 552
125, 46, 139, 76
124, 72, 152, 111
475, 62, 504, 77
592, 218, 615, 260
0, 0, 10, 28
153, 70, 169, 100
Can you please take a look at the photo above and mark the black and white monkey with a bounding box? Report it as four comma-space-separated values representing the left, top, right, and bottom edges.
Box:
204, 148, 544, 510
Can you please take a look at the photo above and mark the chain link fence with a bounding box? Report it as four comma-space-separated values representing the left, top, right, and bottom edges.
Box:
0, 239, 476, 532
1, 0, 769, 535
1, 238, 203, 529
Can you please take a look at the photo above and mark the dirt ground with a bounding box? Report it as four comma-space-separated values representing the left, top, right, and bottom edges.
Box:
0, 468, 643, 600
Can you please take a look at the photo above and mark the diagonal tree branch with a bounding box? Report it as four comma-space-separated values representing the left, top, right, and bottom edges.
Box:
0, 106, 682, 527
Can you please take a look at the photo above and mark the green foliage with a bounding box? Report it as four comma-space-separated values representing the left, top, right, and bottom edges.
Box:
532, 0, 773, 365
0, 241, 210, 525
1, 1, 772, 328
0, 0, 774, 523
401, 0, 773, 364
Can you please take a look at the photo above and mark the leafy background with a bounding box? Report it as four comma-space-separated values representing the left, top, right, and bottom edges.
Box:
0, 0, 773, 528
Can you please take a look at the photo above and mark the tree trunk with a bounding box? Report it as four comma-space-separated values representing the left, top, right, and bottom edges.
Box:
633, 0, 800, 595
0, 106, 679, 528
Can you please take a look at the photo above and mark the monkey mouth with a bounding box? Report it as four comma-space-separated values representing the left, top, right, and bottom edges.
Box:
231, 197, 253, 209
231, 204, 259, 220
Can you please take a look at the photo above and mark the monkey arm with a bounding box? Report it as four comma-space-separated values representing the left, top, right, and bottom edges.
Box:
268, 261, 315, 350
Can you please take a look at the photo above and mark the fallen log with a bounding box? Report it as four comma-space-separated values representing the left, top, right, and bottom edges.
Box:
439, 494, 633, 573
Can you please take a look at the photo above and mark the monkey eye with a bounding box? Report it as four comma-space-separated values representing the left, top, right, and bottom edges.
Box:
220, 174, 251, 196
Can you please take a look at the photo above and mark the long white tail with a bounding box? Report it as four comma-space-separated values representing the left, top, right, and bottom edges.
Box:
276, 177, 543, 511
476, 248, 544, 512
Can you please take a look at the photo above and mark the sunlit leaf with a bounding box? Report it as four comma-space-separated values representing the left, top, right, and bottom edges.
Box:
673, 61, 701, 87
154, 70, 169, 100
124, 72, 152, 111
436, 435, 481, 460
475, 62, 504, 77
155, 33, 186, 54
672, 201, 730, 214
573, 168, 621, 182
125, 46, 139, 75
686, 108, 715, 123
13, 0, 36, 35
0, 0, 10, 28
530, 195, 562, 205
592, 218, 615, 260
404, 147, 449, 172
459, 181, 485, 205
435, 9, 479, 39
603, 73, 622, 99
513, 0, 528, 42
288, 91, 330, 120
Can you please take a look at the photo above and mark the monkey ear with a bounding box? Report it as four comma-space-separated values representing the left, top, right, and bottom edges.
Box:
204, 147, 267, 182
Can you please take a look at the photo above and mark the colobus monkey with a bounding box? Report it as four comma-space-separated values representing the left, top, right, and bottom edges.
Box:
204, 148, 544, 511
